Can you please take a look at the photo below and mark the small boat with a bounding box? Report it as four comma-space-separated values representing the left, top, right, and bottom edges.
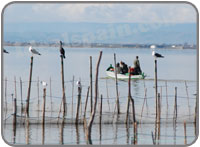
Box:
106, 71, 146, 80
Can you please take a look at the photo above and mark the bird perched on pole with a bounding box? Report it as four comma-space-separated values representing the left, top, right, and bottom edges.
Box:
29, 46, 41, 56
59, 41, 65, 59
152, 50, 164, 59
40, 81, 48, 87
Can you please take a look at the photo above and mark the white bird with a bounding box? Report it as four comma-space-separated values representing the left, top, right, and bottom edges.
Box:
152, 50, 164, 59
29, 46, 41, 56
76, 81, 81, 88
40, 81, 48, 87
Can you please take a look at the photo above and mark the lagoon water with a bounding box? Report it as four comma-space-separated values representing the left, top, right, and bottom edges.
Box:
2, 46, 197, 145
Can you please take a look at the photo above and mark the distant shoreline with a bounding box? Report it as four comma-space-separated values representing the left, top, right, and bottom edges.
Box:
3, 42, 196, 50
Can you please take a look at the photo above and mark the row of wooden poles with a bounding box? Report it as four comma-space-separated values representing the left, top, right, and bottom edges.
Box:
7, 48, 197, 145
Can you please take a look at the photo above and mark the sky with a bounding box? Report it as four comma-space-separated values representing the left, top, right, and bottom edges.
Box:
3, 3, 197, 23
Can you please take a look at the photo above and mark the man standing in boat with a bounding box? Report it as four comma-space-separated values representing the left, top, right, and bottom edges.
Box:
133, 56, 142, 75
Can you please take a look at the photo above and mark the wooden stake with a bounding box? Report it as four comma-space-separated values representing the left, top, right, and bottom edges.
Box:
184, 121, 187, 145
75, 83, 82, 125
185, 81, 191, 117
151, 131, 155, 145
154, 59, 158, 122
26, 56, 33, 117
72, 75, 75, 122
133, 122, 137, 144
60, 55, 66, 118
42, 88, 46, 126
173, 87, 178, 120
105, 79, 111, 112
84, 86, 90, 120
140, 88, 147, 124
37, 77, 39, 111
4, 77, 7, 112
20, 77, 23, 115
99, 94, 103, 126
50, 77, 53, 113
114, 53, 120, 115
13, 98, 17, 127
86, 51, 102, 144
165, 81, 168, 116
90, 56, 93, 114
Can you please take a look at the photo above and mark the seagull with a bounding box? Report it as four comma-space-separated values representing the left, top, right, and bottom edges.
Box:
3, 49, 9, 54
40, 81, 48, 87
76, 80, 81, 88
59, 41, 65, 59
152, 50, 164, 59
29, 46, 41, 56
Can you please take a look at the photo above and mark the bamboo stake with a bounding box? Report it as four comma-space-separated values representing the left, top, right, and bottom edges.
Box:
25, 118, 30, 145
75, 82, 82, 125
57, 100, 63, 124
158, 93, 161, 143
84, 86, 90, 121
26, 56, 33, 117
184, 121, 187, 145
59, 119, 64, 145
194, 93, 197, 136
133, 122, 137, 144
90, 56, 93, 114
151, 131, 155, 145
14, 76, 17, 100
86, 51, 102, 144
114, 53, 120, 115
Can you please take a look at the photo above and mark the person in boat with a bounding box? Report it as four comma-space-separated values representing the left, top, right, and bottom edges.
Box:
119, 61, 128, 74
133, 56, 142, 75
106, 64, 114, 71
115, 63, 121, 74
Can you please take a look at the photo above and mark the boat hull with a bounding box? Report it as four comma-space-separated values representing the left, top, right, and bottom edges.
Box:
106, 71, 145, 80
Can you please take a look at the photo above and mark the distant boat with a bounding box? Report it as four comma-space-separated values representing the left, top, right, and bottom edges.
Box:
150, 45, 156, 49
106, 71, 145, 80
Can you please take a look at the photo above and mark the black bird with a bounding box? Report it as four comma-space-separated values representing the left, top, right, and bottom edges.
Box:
3, 49, 9, 54
59, 41, 65, 59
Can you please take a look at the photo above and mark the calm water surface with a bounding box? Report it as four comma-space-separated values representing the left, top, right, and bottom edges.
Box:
3, 46, 197, 145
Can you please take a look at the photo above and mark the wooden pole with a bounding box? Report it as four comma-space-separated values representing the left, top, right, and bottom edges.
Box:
25, 118, 30, 145
140, 88, 147, 124
154, 59, 158, 122
184, 81, 191, 117
75, 83, 82, 125
90, 56, 93, 114
133, 122, 137, 144
37, 77, 39, 111
173, 87, 178, 120
26, 56, 33, 117
42, 88, 46, 145
72, 75, 75, 122
50, 77, 53, 114
20, 77, 23, 115
105, 79, 111, 112
60, 55, 66, 118
86, 51, 102, 144
184, 121, 187, 145
4, 77, 7, 112
151, 131, 155, 145
42, 88, 46, 126
165, 81, 168, 117
114, 53, 120, 115
158, 93, 161, 143
99, 94, 103, 126
84, 86, 90, 121
13, 98, 17, 127
194, 93, 197, 136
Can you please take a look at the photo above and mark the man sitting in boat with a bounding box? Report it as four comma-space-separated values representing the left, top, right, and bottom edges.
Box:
119, 61, 128, 74
133, 56, 142, 75
116, 63, 121, 74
